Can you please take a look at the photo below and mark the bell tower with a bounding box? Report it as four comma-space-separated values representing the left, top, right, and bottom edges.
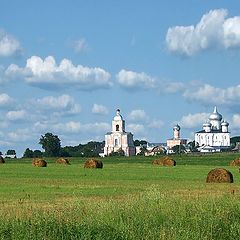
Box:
112, 109, 125, 133
173, 124, 180, 140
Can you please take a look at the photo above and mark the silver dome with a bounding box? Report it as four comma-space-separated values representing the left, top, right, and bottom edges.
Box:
209, 106, 222, 121
221, 120, 229, 126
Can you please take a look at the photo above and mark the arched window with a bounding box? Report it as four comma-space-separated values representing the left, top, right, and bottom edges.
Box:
116, 125, 119, 131
114, 139, 118, 146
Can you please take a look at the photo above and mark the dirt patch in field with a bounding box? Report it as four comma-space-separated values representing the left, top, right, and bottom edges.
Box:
230, 158, 240, 166
56, 158, 70, 165
84, 159, 103, 169
206, 168, 233, 183
152, 156, 176, 166
0, 156, 5, 164
32, 158, 47, 167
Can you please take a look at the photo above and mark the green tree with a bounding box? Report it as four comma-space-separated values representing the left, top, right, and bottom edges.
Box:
6, 149, 16, 155
109, 148, 125, 157
134, 140, 148, 147
60, 141, 104, 157
231, 136, 240, 148
39, 133, 61, 157
33, 150, 43, 158
134, 140, 141, 146
187, 141, 198, 152
23, 148, 34, 158
171, 144, 186, 154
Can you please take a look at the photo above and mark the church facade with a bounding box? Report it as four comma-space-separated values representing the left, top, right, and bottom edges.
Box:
195, 107, 230, 150
103, 109, 136, 156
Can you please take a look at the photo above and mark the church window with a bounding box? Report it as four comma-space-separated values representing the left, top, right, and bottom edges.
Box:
116, 125, 119, 131
114, 139, 118, 146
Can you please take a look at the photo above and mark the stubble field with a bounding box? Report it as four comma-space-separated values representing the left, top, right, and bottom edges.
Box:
0, 153, 240, 239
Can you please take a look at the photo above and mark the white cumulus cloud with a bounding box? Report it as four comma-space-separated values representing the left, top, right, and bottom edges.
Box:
183, 84, 240, 107
231, 114, 240, 129
7, 128, 32, 142
0, 30, 21, 57
34, 94, 81, 116
54, 121, 82, 133
166, 9, 240, 56
0, 93, 13, 107
5, 56, 112, 90
92, 104, 108, 115
128, 109, 147, 122
82, 122, 111, 133
128, 123, 145, 134
223, 16, 240, 48
6, 110, 26, 121
116, 69, 155, 89
34, 120, 111, 135
162, 82, 186, 93
179, 112, 209, 129
148, 119, 164, 129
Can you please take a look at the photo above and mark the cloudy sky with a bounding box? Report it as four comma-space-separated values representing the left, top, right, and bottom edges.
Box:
1, 0, 240, 156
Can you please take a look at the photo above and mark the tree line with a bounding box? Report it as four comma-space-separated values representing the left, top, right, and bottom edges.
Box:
23, 132, 104, 158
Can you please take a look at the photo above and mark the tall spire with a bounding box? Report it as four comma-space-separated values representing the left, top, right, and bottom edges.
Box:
213, 106, 218, 113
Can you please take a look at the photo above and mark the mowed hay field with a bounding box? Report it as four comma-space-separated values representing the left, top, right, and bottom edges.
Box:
1, 153, 240, 239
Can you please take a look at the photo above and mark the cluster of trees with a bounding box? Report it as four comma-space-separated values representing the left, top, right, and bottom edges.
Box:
0, 150, 16, 157
134, 140, 147, 146
230, 136, 240, 148
61, 141, 104, 157
23, 149, 43, 158
23, 132, 104, 158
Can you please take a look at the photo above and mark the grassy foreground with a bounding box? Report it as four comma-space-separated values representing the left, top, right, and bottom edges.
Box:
0, 153, 240, 239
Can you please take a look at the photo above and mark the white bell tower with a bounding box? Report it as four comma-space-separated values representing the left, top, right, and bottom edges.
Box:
112, 109, 125, 133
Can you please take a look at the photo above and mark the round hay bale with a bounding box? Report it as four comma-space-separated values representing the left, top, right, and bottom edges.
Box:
0, 156, 5, 164
206, 168, 233, 183
230, 158, 240, 166
32, 158, 47, 167
56, 158, 70, 165
152, 156, 176, 166
84, 159, 103, 169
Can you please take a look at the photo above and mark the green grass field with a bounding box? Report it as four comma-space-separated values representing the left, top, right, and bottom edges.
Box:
1, 153, 240, 239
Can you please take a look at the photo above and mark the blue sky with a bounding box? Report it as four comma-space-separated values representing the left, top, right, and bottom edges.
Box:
1, 0, 240, 156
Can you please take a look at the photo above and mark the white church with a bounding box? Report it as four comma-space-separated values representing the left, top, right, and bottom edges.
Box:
195, 106, 230, 152
103, 109, 136, 156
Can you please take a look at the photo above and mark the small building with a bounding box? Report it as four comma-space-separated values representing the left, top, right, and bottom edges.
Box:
103, 109, 136, 156
195, 106, 230, 151
2, 154, 16, 158
197, 145, 220, 153
167, 124, 187, 149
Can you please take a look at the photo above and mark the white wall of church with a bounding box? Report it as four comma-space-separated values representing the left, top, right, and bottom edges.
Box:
195, 133, 230, 147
